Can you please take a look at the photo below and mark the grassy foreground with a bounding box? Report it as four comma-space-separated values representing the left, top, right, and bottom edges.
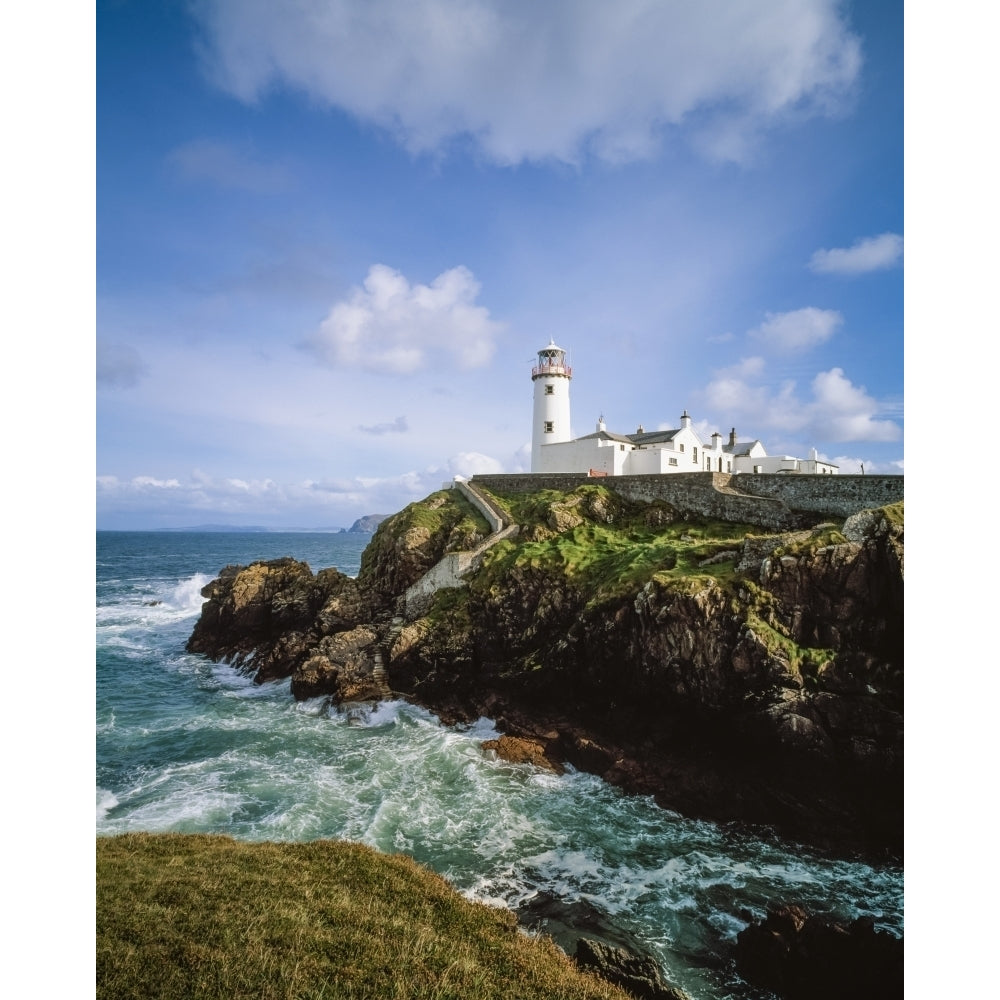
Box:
97, 833, 630, 1000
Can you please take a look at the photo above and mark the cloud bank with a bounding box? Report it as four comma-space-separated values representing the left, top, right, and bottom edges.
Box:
307, 264, 502, 373
809, 232, 903, 275
191, 0, 862, 165
97, 452, 510, 528
703, 364, 900, 443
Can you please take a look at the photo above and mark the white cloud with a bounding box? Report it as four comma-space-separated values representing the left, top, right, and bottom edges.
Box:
809, 232, 903, 275
191, 0, 861, 165
97, 342, 148, 389
131, 476, 182, 489
307, 264, 502, 373
168, 139, 292, 193
509, 442, 532, 474
445, 451, 504, 478
716, 356, 766, 380
749, 307, 842, 352
701, 364, 900, 443
97, 456, 509, 528
808, 367, 900, 441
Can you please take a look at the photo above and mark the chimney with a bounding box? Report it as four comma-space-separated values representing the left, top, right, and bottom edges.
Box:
729, 428, 737, 447
680, 410, 692, 429
597, 415, 606, 432
636, 423, 644, 434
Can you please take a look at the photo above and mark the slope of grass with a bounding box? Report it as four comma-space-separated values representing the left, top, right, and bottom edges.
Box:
477, 486, 756, 604
97, 833, 630, 1000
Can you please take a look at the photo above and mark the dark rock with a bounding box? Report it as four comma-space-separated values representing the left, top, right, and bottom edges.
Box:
735, 905, 902, 1000
515, 893, 688, 1000
516, 891, 640, 955
575, 939, 689, 1000
291, 626, 380, 701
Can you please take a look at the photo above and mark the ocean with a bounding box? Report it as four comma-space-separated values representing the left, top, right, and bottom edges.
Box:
96, 530, 902, 999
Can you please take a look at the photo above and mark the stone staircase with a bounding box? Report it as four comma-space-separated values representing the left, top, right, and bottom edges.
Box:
399, 480, 518, 620
370, 481, 518, 697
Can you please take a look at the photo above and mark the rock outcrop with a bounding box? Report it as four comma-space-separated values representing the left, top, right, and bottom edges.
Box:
735, 905, 903, 999
186, 484, 903, 856
574, 939, 688, 1000
348, 514, 388, 533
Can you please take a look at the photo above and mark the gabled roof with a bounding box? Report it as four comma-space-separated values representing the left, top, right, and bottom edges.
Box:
627, 429, 680, 445
723, 439, 763, 457
576, 429, 634, 444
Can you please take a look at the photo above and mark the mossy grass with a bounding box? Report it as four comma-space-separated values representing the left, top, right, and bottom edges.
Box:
97, 833, 630, 1000
359, 491, 491, 586
734, 580, 835, 683
770, 524, 848, 559
880, 501, 904, 526
476, 486, 756, 603
390, 489, 492, 538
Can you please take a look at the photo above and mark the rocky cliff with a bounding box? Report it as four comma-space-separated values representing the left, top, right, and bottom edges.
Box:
186, 483, 902, 856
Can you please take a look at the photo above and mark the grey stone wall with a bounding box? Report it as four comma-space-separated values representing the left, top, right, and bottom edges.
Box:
732, 474, 904, 517
472, 472, 903, 531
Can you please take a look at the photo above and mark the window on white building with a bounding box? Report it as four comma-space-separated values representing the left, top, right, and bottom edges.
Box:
669, 457, 678, 466
544, 421, 554, 433
679, 444, 684, 453
693, 447, 698, 463
544, 385, 554, 395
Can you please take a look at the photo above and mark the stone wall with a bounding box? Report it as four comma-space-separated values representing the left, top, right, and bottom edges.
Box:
455, 479, 508, 532
402, 513, 520, 618
472, 472, 903, 531
732, 474, 904, 517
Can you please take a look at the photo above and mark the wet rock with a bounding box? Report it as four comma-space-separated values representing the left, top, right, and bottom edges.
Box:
574, 939, 689, 1000
481, 734, 564, 773
735, 905, 902, 1000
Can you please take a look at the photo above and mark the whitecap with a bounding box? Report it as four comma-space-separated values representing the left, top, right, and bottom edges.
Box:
168, 573, 213, 615
97, 787, 119, 821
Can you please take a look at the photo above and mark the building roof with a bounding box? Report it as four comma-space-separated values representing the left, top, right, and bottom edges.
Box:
576, 429, 634, 444
723, 439, 763, 457
539, 339, 566, 354
627, 429, 680, 445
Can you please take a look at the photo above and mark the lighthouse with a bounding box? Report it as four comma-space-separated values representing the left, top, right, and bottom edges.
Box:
531, 340, 572, 472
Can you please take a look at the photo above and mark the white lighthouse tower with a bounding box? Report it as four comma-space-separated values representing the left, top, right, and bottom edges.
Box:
531, 340, 573, 472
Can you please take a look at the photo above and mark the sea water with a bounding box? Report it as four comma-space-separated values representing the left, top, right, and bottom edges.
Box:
96, 530, 902, 999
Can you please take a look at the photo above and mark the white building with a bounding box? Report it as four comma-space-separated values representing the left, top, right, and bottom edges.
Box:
529, 341, 837, 476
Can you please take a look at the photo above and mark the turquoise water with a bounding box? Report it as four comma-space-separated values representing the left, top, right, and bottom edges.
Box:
96, 531, 902, 999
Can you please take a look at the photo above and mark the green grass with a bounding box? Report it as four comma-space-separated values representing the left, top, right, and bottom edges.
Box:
476, 486, 756, 605
881, 501, 904, 527
368, 490, 491, 550
769, 524, 847, 559
97, 834, 631, 1000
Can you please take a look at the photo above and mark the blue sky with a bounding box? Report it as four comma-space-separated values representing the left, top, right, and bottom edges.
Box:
95, 0, 904, 529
